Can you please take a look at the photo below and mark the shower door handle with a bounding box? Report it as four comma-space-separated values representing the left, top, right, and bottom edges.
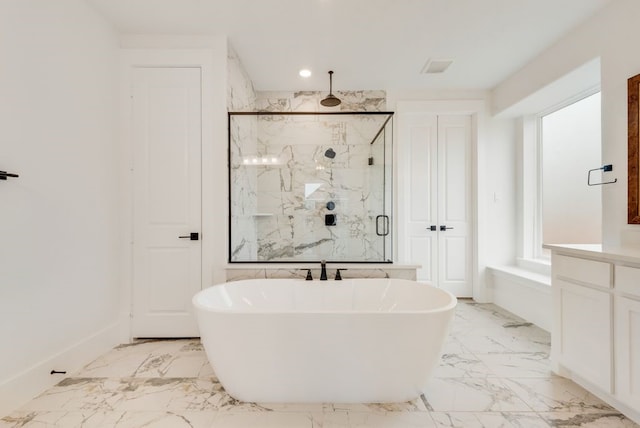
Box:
376, 215, 389, 236
179, 232, 199, 241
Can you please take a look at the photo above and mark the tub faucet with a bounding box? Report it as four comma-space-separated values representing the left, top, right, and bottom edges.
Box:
335, 269, 347, 280
320, 260, 327, 281
300, 268, 313, 281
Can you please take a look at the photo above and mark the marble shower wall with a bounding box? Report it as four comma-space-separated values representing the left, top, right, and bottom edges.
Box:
230, 91, 392, 262
256, 90, 386, 113
227, 45, 256, 112
227, 50, 391, 262
228, 45, 258, 260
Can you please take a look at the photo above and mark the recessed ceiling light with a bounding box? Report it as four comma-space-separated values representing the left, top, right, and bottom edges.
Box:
299, 69, 312, 78
421, 58, 454, 74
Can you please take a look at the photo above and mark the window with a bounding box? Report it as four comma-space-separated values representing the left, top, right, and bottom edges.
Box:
518, 91, 602, 266
540, 92, 602, 252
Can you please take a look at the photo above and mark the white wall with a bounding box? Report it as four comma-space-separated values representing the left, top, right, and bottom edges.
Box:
0, 0, 121, 415
484, 118, 518, 265
492, 0, 640, 249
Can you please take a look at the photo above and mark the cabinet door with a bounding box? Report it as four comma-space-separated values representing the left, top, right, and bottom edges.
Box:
615, 295, 640, 407
557, 279, 612, 392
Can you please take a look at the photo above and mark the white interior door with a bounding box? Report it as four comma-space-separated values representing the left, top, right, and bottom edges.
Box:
131, 67, 202, 337
436, 115, 472, 296
403, 113, 472, 297
405, 114, 438, 285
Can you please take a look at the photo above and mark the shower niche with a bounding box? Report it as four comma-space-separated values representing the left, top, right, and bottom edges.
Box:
229, 111, 393, 263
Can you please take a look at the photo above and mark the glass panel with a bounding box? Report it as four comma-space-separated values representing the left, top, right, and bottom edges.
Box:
229, 112, 393, 262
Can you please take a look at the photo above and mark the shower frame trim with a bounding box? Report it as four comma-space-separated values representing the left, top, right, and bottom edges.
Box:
227, 110, 395, 264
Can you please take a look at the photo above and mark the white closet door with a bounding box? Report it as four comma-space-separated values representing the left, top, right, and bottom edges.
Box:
131, 67, 202, 337
404, 113, 439, 285
437, 115, 472, 297
402, 113, 472, 297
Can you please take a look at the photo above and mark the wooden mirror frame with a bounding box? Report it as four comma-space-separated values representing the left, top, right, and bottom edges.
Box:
629, 73, 640, 223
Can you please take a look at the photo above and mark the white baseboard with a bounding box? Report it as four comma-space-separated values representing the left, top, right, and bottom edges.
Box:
488, 266, 552, 332
0, 321, 125, 418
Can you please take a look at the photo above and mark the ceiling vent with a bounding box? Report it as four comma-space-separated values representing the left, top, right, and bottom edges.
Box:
421, 58, 454, 74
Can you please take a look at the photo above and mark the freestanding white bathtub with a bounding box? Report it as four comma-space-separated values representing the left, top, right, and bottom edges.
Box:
192, 278, 456, 403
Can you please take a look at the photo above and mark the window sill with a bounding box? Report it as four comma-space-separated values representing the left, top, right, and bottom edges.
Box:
516, 257, 551, 276
488, 265, 551, 289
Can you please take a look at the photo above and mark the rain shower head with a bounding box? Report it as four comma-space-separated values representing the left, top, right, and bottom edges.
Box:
324, 148, 336, 159
320, 71, 341, 107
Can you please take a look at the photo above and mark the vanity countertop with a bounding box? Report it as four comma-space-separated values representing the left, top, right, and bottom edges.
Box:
543, 243, 640, 265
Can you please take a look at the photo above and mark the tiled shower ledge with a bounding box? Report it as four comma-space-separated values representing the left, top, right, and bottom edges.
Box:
225, 263, 420, 281
2, 301, 638, 427
225, 263, 420, 269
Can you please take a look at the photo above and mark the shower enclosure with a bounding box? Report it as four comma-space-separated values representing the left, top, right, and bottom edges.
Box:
229, 111, 393, 263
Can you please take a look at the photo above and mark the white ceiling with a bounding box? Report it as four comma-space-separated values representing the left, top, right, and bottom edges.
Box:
86, 0, 612, 92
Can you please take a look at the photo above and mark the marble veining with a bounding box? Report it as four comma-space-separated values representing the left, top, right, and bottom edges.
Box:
229, 90, 392, 263
3, 302, 638, 427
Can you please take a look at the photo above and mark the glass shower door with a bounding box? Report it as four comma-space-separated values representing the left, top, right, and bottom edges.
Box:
228, 111, 393, 263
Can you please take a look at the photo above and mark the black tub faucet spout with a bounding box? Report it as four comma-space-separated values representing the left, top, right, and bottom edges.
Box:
320, 260, 327, 281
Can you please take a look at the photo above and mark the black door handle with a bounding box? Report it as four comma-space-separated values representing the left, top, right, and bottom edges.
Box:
428, 225, 437, 231
179, 232, 199, 241
0, 171, 19, 180
440, 225, 454, 231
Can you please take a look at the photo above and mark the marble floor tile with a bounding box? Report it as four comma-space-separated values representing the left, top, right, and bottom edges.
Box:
448, 333, 516, 354
0, 410, 218, 428
431, 353, 493, 378
113, 411, 217, 427
75, 339, 213, 379
212, 411, 323, 428
430, 411, 551, 428
474, 352, 553, 378
422, 377, 532, 412
439, 337, 471, 355
21, 377, 263, 413
323, 410, 436, 428
453, 302, 522, 326
0, 410, 124, 428
454, 330, 551, 355
537, 412, 640, 427
323, 400, 428, 413
20, 378, 126, 412
502, 377, 615, 413
3, 301, 638, 428
255, 402, 325, 413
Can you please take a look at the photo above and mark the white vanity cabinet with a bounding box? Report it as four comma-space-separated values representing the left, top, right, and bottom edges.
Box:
614, 265, 640, 410
551, 254, 612, 393
547, 245, 640, 424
